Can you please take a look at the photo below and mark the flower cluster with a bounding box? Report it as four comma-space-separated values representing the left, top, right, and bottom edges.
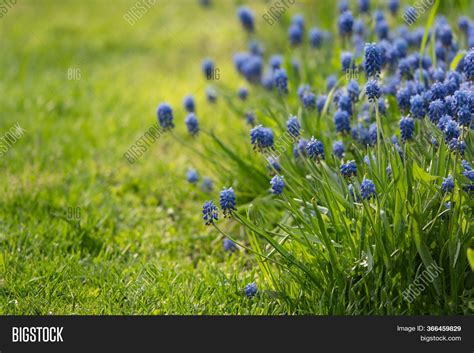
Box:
163, 4, 474, 303
287, 115, 301, 138
157, 103, 174, 130
340, 160, 357, 178
270, 175, 285, 195
220, 187, 237, 217
244, 282, 257, 298
360, 178, 376, 200
185, 113, 199, 136
186, 168, 199, 184
306, 137, 325, 161
202, 201, 218, 225
250, 125, 274, 152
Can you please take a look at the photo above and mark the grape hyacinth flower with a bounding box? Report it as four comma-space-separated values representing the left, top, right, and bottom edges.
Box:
458, 107, 472, 127
248, 39, 263, 56
202, 58, 214, 79
244, 282, 257, 298
396, 86, 412, 112
233, 52, 249, 73
270, 175, 285, 195
364, 155, 371, 166
347, 80, 360, 102
157, 103, 175, 130
448, 139, 466, 156
288, 25, 303, 46
398, 59, 412, 79
287, 115, 301, 138
458, 16, 470, 33
463, 168, 474, 182
442, 201, 451, 220
237, 6, 254, 32
327, 75, 337, 91
465, 49, 474, 80
187, 168, 199, 184
437, 115, 452, 131
294, 139, 308, 159
238, 87, 248, 101
375, 20, 389, 40
223, 238, 237, 252
338, 95, 353, 115
444, 77, 460, 97
338, 11, 353, 37
354, 19, 365, 36
393, 38, 408, 59
441, 175, 455, 193
400, 116, 415, 142
452, 89, 470, 115
297, 84, 311, 101
202, 201, 218, 225
364, 43, 382, 78
250, 125, 274, 151
432, 67, 446, 82
444, 120, 460, 142
428, 99, 445, 123
461, 160, 472, 172
333, 141, 345, 159
359, 0, 370, 13
438, 25, 453, 47
220, 187, 236, 217
206, 86, 217, 103
269, 55, 283, 71
306, 137, 325, 161
334, 109, 351, 134
365, 79, 380, 102
369, 123, 378, 146
410, 94, 426, 119
183, 95, 195, 113
360, 178, 376, 200
201, 177, 213, 193
245, 111, 255, 126
273, 69, 288, 95
429, 82, 447, 101
267, 157, 281, 173
352, 123, 371, 146
338, 0, 349, 13
388, 0, 399, 15
408, 25, 423, 46
341, 52, 353, 71
309, 28, 323, 48
292, 14, 304, 29
185, 113, 199, 136
317, 95, 327, 113
375, 99, 387, 115
340, 160, 357, 178
393, 143, 405, 161
241, 55, 263, 83
348, 184, 360, 201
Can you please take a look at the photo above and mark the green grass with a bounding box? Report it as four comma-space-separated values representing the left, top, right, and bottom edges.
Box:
0, 0, 472, 315
0, 0, 295, 314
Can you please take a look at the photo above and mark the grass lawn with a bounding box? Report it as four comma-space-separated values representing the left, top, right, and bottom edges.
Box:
0, 0, 472, 315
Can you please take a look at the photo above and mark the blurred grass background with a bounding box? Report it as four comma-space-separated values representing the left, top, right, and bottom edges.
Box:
0, 0, 470, 314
